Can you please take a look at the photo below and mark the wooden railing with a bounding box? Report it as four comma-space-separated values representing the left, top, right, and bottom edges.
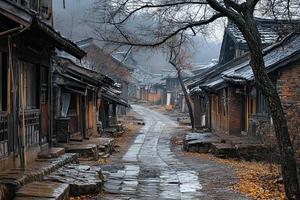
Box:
0, 112, 9, 158
19, 109, 40, 148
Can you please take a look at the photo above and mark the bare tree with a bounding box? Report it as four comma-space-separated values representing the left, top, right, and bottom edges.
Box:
167, 33, 195, 129
90, 1, 300, 198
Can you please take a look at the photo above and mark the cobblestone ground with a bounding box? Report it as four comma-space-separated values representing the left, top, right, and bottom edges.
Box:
99, 105, 248, 200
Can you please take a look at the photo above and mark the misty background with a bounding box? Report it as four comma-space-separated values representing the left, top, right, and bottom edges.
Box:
52, 0, 223, 74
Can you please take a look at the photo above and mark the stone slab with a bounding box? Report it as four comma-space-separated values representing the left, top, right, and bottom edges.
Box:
184, 132, 221, 153
63, 143, 98, 160
0, 153, 78, 199
15, 181, 69, 200
45, 164, 104, 196
211, 143, 237, 158
235, 143, 272, 161
38, 148, 65, 159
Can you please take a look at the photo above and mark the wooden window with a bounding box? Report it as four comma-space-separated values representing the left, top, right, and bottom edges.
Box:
61, 93, 71, 117
257, 90, 269, 115
19, 62, 38, 109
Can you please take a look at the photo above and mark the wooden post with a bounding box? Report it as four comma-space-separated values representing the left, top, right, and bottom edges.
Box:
7, 40, 12, 153
83, 95, 87, 139
20, 64, 27, 168
55, 87, 61, 118
49, 61, 53, 147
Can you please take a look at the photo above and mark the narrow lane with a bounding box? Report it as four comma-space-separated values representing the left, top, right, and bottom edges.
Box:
101, 105, 246, 200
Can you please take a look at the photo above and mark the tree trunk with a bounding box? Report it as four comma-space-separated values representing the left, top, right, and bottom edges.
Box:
177, 69, 195, 130
237, 13, 300, 200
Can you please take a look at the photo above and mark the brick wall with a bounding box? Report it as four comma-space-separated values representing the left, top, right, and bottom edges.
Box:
277, 61, 300, 152
254, 60, 300, 153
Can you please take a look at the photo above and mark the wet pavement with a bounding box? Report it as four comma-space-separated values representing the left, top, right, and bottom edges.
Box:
100, 105, 248, 200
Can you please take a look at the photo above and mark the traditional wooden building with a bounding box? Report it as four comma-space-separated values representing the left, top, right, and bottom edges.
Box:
52, 56, 130, 142
149, 81, 167, 105
218, 18, 286, 65
74, 38, 134, 115
0, 0, 85, 169
162, 70, 193, 111
188, 18, 299, 130
188, 33, 300, 149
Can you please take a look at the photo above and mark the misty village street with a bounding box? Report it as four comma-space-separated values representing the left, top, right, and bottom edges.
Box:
99, 105, 250, 200
0, 0, 300, 200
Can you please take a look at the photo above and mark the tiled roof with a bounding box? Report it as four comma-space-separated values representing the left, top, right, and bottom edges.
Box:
226, 20, 279, 45
190, 34, 300, 92
1, 0, 85, 59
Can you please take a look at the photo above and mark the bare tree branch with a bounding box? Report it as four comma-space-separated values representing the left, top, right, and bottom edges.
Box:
113, 1, 208, 25
101, 12, 224, 47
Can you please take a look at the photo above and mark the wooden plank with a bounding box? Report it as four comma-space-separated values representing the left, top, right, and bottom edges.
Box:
0, 2, 31, 26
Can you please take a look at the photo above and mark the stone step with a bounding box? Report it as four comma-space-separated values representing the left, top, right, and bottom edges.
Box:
14, 181, 69, 200
63, 143, 98, 160
183, 132, 221, 153
211, 143, 237, 158
45, 164, 104, 197
235, 143, 272, 161
0, 153, 78, 199
38, 148, 66, 159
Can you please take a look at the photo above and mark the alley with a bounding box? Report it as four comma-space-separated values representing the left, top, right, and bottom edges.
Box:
101, 105, 247, 200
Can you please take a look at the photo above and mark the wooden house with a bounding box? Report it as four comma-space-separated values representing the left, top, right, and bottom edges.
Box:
162, 70, 192, 111
218, 18, 287, 65
0, 0, 85, 169
188, 32, 300, 150
149, 81, 167, 105
52, 56, 130, 142
188, 18, 299, 131
74, 38, 134, 115
138, 75, 166, 105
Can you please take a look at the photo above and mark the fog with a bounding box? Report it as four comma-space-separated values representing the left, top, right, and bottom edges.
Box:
52, 0, 222, 73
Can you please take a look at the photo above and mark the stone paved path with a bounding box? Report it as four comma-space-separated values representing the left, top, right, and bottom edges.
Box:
100, 105, 247, 200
